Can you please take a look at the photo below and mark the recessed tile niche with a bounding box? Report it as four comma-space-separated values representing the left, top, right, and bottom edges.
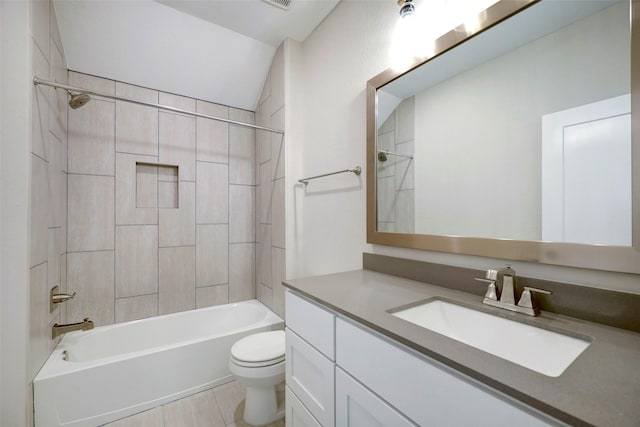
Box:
136, 162, 179, 209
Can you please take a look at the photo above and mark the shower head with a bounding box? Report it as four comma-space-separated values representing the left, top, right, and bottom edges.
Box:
377, 151, 388, 162
68, 92, 91, 109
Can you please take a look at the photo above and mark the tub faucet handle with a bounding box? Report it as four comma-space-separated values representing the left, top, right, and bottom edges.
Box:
50, 285, 76, 312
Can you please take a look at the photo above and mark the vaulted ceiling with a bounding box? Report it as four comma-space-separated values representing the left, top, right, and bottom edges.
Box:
53, 0, 339, 111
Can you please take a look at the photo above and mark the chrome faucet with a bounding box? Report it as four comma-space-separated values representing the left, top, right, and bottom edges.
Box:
52, 318, 94, 339
475, 266, 551, 316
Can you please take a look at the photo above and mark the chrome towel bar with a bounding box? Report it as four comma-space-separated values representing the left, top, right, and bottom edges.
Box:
299, 166, 361, 185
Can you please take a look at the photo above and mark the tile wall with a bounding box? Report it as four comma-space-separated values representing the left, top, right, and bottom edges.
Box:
255, 43, 287, 318
377, 96, 415, 233
65, 71, 258, 325
29, 0, 69, 423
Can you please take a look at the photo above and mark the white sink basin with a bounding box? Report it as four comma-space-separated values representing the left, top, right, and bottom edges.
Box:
390, 299, 590, 377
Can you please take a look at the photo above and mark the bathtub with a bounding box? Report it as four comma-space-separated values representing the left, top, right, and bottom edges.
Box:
34, 299, 283, 427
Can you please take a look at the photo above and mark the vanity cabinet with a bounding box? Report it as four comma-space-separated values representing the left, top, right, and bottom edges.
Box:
285, 290, 560, 427
285, 291, 336, 426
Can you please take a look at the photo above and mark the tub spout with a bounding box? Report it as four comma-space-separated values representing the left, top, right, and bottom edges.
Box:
52, 318, 94, 339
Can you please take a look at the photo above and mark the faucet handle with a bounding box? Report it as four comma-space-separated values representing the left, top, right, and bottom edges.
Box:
474, 277, 499, 301
517, 286, 552, 310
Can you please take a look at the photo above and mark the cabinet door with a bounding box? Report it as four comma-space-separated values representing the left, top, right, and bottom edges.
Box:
336, 318, 559, 427
336, 368, 415, 427
286, 290, 335, 360
286, 328, 335, 427
286, 386, 322, 427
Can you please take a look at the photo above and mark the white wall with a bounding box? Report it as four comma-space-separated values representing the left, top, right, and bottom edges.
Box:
290, 0, 640, 294
288, 0, 396, 277
1, 1, 31, 425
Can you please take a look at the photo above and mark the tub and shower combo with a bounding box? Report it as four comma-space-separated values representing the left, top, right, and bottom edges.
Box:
34, 300, 283, 427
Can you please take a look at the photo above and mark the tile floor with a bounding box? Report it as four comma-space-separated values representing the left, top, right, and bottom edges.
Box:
102, 380, 285, 427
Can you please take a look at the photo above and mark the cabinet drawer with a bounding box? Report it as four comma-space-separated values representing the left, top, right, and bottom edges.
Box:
286, 386, 322, 427
286, 290, 335, 360
336, 318, 557, 427
286, 328, 335, 427
335, 367, 414, 427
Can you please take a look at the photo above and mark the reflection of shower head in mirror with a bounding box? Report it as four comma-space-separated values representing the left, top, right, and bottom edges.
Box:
377, 151, 388, 162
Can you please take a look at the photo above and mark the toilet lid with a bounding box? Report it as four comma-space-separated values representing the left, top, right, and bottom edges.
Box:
231, 330, 285, 366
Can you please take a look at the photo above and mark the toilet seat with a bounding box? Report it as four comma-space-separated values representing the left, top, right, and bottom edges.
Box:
230, 330, 285, 368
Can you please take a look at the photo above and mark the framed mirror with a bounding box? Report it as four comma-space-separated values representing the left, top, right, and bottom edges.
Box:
366, 0, 640, 274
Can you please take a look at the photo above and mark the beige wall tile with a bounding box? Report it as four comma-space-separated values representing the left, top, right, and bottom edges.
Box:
159, 164, 178, 182
270, 43, 285, 111
229, 125, 255, 185
159, 92, 195, 111
196, 100, 228, 163
257, 224, 272, 288
159, 112, 196, 181
229, 243, 255, 302
116, 82, 159, 156
229, 107, 255, 185
66, 251, 115, 326
68, 174, 115, 251
47, 133, 65, 228
257, 283, 273, 310
136, 164, 158, 208
196, 224, 228, 287
115, 294, 159, 323
29, 263, 49, 379
196, 161, 228, 224
259, 161, 272, 224
49, 2, 64, 56
395, 96, 415, 144
259, 70, 271, 105
49, 40, 68, 145
69, 71, 115, 95
159, 246, 196, 314
31, 155, 49, 267
379, 109, 395, 134
31, 0, 50, 60
116, 225, 158, 298
196, 285, 229, 308
271, 105, 285, 176
394, 140, 415, 190
47, 227, 61, 288
32, 43, 50, 161
68, 99, 115, 176
376, 176, 395, 223
158, 181, 178, 209
271, 247, 286, 318
229, 185, 255, 243
115, 153, 158, 225
271, 178, 285, 249
159, 181, 195, 247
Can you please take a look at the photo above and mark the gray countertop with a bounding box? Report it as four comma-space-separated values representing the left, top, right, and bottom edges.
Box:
283, 269, 640, 427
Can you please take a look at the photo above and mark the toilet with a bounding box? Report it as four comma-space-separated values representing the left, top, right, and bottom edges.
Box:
229, 330, 286, 425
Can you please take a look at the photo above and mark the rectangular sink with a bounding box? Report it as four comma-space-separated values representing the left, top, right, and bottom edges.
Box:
390, 299, 591, 377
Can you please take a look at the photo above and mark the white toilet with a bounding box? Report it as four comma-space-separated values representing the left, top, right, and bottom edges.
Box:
229, 330, 286, 426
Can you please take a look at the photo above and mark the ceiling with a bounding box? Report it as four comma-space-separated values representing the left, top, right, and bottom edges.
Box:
53, 0, 339, 111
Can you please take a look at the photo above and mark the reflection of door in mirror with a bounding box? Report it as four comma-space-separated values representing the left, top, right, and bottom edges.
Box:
376, 96, 416, 233
542, 95, 631, 246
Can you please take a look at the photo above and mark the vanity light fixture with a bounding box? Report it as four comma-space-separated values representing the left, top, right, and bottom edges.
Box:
391, 0, 431, 70
398, 0, 415, 18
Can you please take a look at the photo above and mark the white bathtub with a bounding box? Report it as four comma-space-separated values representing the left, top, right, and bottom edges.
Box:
34, 299, 283, 427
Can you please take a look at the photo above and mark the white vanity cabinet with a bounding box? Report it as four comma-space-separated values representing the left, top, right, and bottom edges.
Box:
285, 291, 336, 426
285, 290, 561, 427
